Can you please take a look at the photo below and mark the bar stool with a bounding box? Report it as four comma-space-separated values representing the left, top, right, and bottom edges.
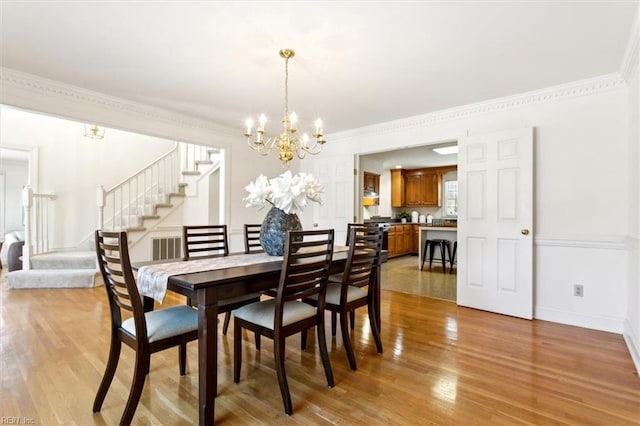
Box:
421, 239, 452, 272
450, 241, 457, 274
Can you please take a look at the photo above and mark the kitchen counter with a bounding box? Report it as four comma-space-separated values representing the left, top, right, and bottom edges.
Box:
417, 226, 457, 270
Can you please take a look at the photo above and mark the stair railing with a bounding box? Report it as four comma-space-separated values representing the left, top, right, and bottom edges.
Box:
22, 185, 57, 270
97, 142, 214, 231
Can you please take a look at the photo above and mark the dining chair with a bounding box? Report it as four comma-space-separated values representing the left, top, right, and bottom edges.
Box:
243, 223, 263, 253
183, 225, 261, 335
328, 223, 379, 335
233, 229, 335, 415
93, 230, 199, 426
303, 226, 383, 370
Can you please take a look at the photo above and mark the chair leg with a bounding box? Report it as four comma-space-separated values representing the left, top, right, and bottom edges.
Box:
120, 351, 150, 426
368, 301, 383, 354
429, 242, 436, 271
451, 241, 457, 274
301, 329, 307, 350
233, 318, 242, 383
274, 334, 293, 415
440, 241, 447, 273
420, 241, 429, 270
222, 312, 231, 335
179, 343, 187, 376
92, 336, 122, 412
340, 310, 357, 371
317, 318, 335, 388
350, 310, 355, 330
331, 311, 337, 336
254, 331, 261, 350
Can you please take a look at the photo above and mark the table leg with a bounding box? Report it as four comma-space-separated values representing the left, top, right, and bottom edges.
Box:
197, 289, 218, 426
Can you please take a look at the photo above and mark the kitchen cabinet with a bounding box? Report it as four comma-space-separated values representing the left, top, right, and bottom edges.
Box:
363, 172, 380, 206
387, 224, 415, 258
364, 172, 380, 193
390, 165, 456, 207
404, 170, 440, 206
412, 225, 419, 254
402, 225, 413, 254
390, 169, 405, 207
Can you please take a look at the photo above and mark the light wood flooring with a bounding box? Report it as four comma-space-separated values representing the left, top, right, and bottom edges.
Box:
1, 264, 639, 425
382, 255, 457, 301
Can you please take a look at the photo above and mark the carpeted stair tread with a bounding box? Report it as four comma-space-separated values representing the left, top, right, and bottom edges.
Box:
6, 269, 99, 289
30, 251, 96, 270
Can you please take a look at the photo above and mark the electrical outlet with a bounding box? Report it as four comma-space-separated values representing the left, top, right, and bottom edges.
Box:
573, 284, 584, 297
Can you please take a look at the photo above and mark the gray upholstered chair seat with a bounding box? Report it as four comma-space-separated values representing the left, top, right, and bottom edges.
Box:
121, 305, 198, 343
306, 283, 367, 305
233, 299, 316, 330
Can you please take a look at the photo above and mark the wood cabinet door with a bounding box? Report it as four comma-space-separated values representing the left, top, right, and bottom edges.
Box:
388, 228, 398, 257
405, 173, 423, 205
402, 226, 413, 254
412, 225, 419, 254
421, 171, 441, 206
391, 169, 405, 207
364, 172, 376, 192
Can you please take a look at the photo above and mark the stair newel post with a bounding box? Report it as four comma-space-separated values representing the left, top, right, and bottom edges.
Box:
22, 185, 33, 271
97, 185, 105, 230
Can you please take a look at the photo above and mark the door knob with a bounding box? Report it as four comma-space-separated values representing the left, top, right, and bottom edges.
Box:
521, 229, 530, 235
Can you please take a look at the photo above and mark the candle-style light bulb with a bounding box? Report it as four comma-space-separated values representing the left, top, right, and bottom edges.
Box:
259, 114, 267, 131
290, 112, 298, 124
245, 118, 254, 134
302, 133, 309, 148
314, 118, 323, 134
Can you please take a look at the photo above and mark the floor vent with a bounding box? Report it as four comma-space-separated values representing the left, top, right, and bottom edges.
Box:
152, 237, 182, 261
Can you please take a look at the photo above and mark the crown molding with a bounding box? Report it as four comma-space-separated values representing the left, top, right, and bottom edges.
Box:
620, 6, 639, 85
0, 67, 236, 136
330, 73, 627, 141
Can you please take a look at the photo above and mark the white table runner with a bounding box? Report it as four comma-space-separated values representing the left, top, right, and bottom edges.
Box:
137, 253, 283, 303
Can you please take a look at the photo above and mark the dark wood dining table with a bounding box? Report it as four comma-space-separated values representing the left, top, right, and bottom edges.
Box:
136, 249, 380, 425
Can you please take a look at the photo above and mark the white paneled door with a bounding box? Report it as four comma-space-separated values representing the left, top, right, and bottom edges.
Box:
311, 156, 355, 244
457, 128, 534, 319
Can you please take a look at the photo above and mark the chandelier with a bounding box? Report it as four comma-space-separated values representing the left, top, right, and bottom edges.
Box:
244, 49, 325, 166
84, 123, 105, 139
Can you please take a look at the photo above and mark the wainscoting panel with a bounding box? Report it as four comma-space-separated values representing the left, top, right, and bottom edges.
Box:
534, 236, 627, 334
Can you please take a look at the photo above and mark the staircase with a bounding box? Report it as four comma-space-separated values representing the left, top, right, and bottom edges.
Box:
6, 142, 220, 289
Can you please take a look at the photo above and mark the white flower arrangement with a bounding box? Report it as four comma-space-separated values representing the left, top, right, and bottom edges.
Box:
244, 170, 324, 215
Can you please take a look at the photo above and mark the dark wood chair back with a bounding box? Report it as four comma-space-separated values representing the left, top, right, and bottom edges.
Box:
343, 226, 382, 292
95, 230, 145, 337
183, 225, 229, 259
243, 224, 263, 254
276, 229, 335, 309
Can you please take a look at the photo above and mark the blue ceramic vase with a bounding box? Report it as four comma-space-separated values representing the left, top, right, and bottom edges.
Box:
260, 206, 303, 256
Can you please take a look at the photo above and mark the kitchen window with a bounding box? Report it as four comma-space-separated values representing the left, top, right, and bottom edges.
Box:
443, 171, 458, 217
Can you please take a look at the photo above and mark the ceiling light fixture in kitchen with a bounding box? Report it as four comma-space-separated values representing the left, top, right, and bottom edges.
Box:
432, 145, 458, 155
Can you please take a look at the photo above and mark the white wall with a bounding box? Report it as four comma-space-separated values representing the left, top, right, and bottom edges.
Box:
0, 159, 28, 233
304, 76, 631, 336
624, 22, 640, 372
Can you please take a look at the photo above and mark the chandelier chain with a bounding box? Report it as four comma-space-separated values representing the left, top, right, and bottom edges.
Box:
284, 56, 289, 117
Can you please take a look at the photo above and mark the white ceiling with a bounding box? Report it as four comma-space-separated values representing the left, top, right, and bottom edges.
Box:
0, 1, 636, 138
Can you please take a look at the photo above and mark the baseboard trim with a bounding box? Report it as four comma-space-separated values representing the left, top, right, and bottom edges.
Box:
623, 319, 640, 375
535, 306, 624, 334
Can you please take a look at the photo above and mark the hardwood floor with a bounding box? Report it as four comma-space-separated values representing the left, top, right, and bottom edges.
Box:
1, 267, 638, 425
